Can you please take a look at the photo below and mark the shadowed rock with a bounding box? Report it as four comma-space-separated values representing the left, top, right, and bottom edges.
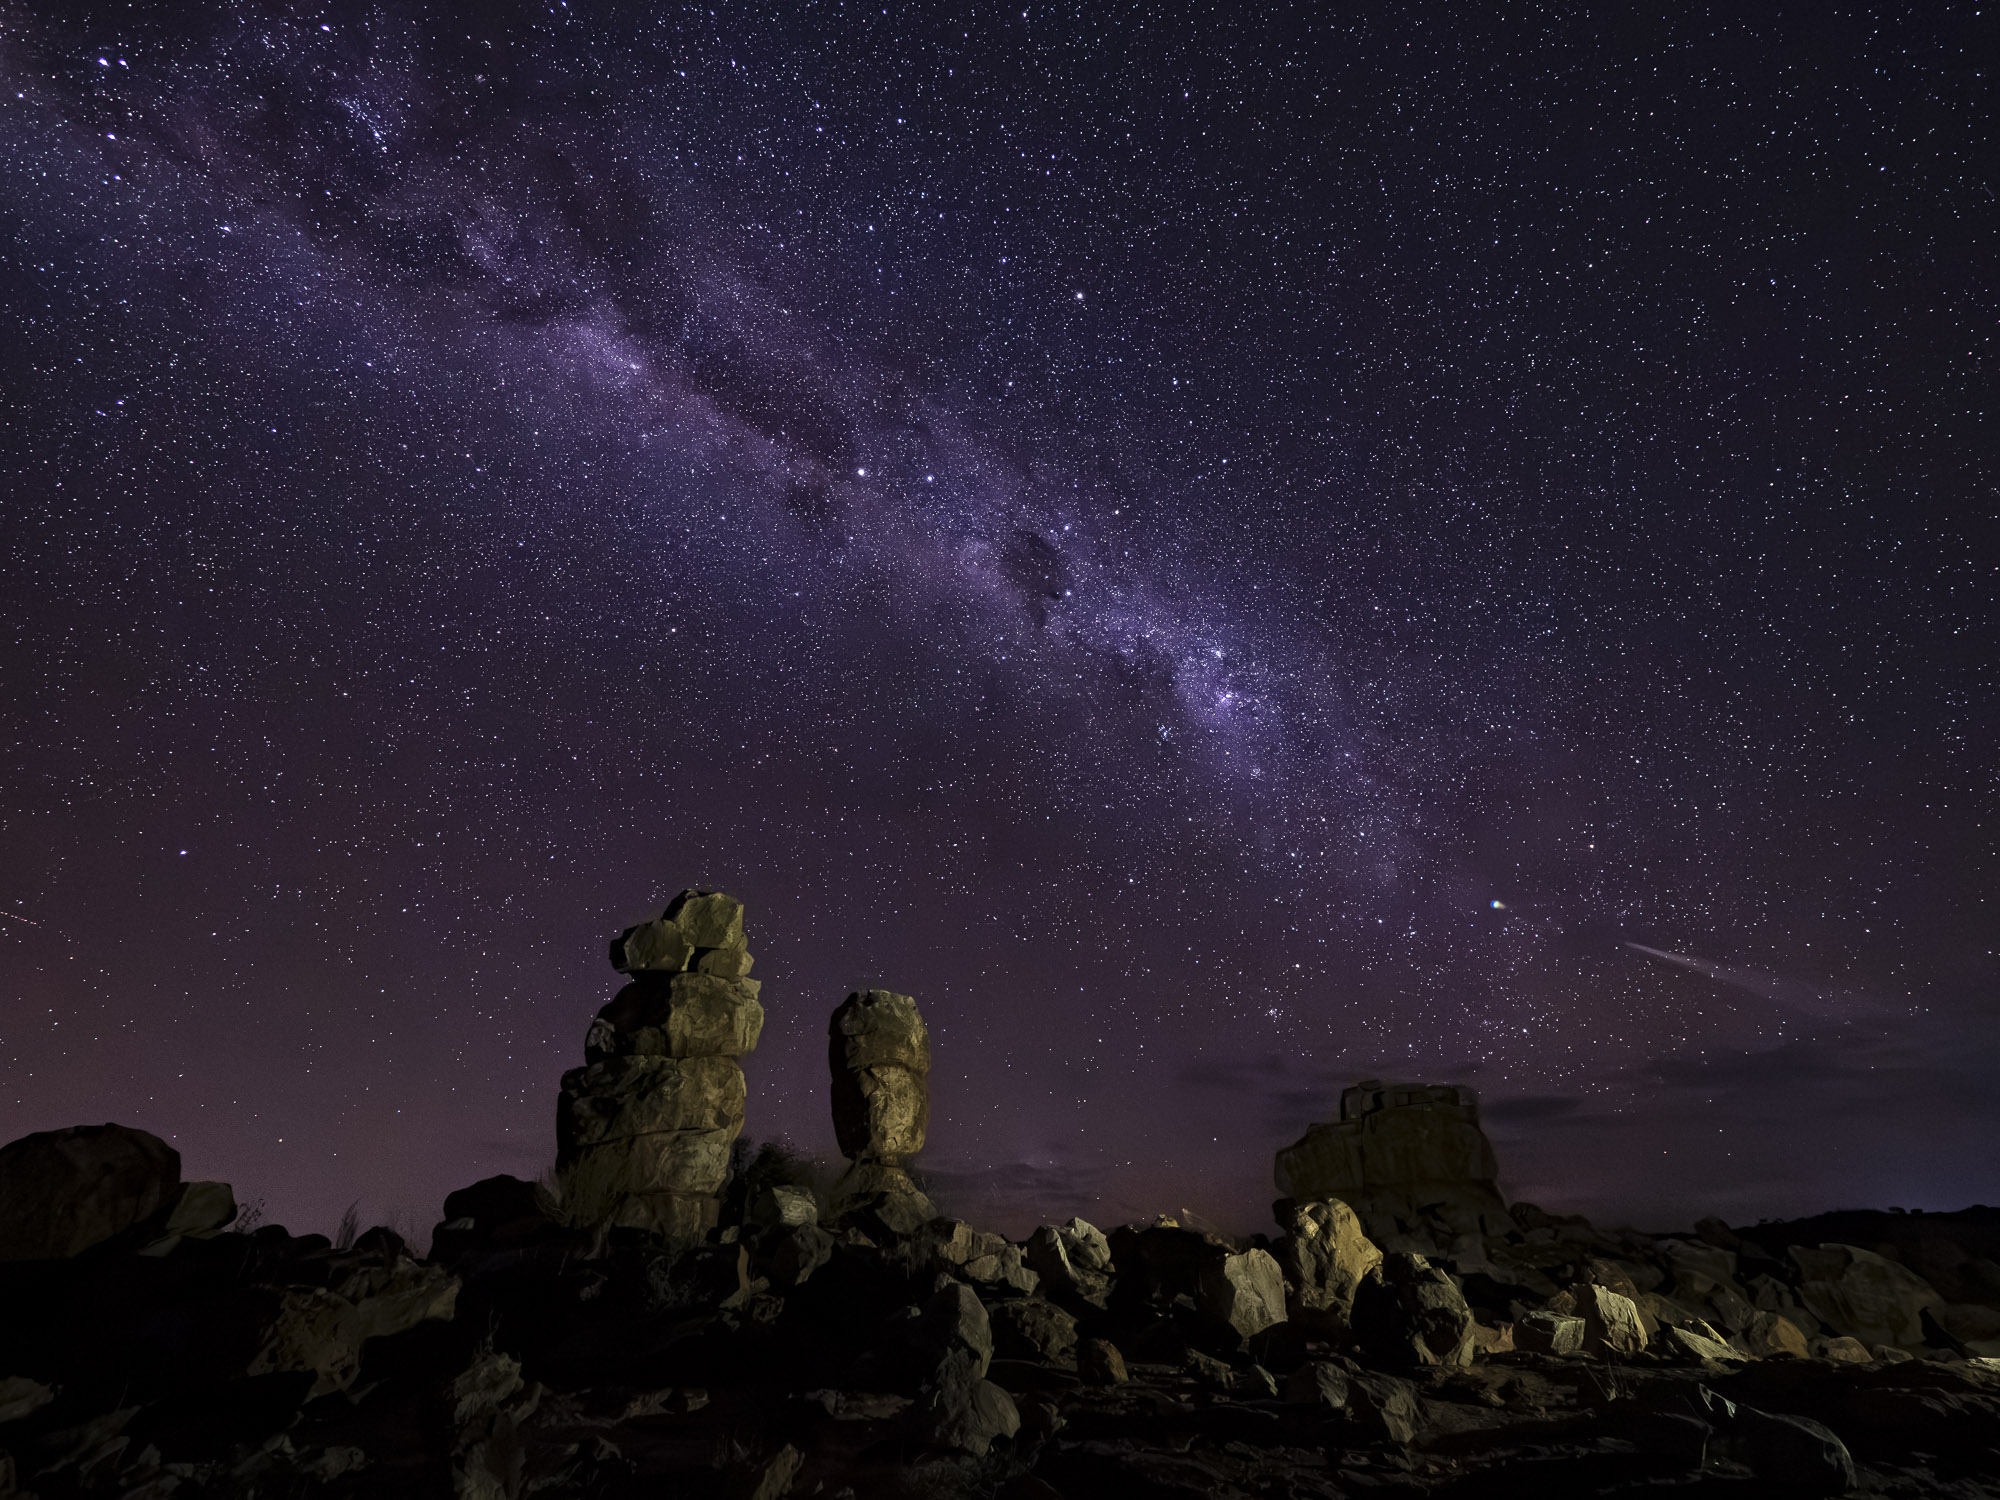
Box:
1352, 1250, 1478, 1369
0, 1123, 182, 1262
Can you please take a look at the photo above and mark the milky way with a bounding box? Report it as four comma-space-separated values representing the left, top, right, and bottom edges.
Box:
2, 3, 1991, 1237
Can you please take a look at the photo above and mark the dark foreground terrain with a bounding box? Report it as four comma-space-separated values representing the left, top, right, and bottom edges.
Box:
1, 1120, 1998, 1500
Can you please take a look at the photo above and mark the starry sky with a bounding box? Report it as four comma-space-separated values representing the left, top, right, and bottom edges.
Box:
1, 2, 1993, 1241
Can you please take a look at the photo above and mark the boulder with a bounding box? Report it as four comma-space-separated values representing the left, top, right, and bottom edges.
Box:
1791, 1243, 1945, 1349
241, 1284, 367, 1399
731, 1444, 803, 1500
559, 1055, 746, 1152
1273, 1198, 1382, 1334
1741, 1309, 1810, 1359
1077, 1337, 1129, 1384
159, 1180, 237, 1240
664, 889, 746, 949
1514, 1311, 1585, 1356
441, 1174, 544, 1231
1284, 1360, 1352, 1412
991, 1298, 1079, 1364
1057, 1217, 1112, 1272
608, 918, 695, 975
753, 1223, 834, 1288
1347, 1371, 1422, 1445
1022, 1224, 1109, 1306
695, 947, 754, 978
1352, 1251, 1477, 1369
922, 1369, 1021, 1456
828, 1160, 936, 1238
588, 974, 765, 1060
1657, 1324, 1746, 1365
1723, 1406, 1858, 1496
1570, 1282, 1647, 1357
1196, 1247, 1287, 1342
918, 1281, 993, 1380
746, 1184, 818, 1230
0, 1123, 182, 1262
328, 1255, 461, 1342
963, 1244, 1038, 1294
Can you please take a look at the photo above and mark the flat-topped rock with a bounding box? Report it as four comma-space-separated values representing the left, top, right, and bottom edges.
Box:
1275, 1078, 1507, 1237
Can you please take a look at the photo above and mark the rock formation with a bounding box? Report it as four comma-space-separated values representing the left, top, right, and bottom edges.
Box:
556, 889, 764, 1241
6, 972, 2000, 1499
826, 987, 937, 1235
1275, 1078, 1510, 1251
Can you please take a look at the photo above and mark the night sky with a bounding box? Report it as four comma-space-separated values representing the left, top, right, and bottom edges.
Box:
2, 3, 1992, 1242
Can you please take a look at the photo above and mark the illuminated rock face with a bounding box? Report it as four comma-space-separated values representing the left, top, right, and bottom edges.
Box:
827, 989, 936, 1235
1275, 1079, 1508, 1246
558, 889, 762, 1241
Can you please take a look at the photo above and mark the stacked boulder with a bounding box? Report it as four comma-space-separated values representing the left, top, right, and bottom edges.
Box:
556, 889, 764, 1241
828, 989, 937, 1235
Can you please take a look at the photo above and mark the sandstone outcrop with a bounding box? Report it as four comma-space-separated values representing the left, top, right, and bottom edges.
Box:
1274, 1079, 1509, 1251
558, 889, 763, 1240
826, 988, 936, 1234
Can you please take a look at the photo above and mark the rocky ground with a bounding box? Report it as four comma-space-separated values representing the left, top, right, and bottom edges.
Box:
1, 1122, 1998, 1499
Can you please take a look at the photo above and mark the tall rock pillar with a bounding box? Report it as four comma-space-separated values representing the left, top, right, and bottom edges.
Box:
827, 989, 937, 1237
556, 889, 763, 1242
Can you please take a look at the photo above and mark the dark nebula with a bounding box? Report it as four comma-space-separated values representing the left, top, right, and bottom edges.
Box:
0, 3, 1991, 1238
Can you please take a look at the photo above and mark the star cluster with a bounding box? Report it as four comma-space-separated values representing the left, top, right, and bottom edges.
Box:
0, 2, 1991, 1235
